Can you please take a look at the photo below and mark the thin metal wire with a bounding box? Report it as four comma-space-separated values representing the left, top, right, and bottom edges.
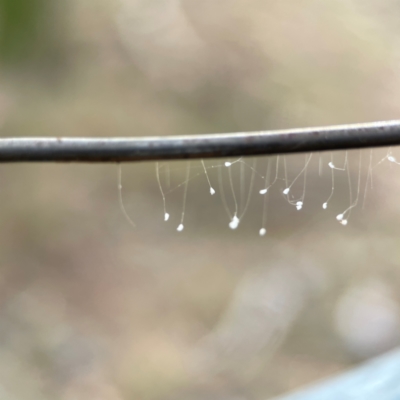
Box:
1, 120, 400, 162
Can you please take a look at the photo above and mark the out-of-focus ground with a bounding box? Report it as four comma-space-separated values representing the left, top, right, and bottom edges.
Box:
1, 1, 400, 399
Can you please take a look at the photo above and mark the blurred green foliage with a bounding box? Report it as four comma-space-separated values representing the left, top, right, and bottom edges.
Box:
0, 0, 64, 69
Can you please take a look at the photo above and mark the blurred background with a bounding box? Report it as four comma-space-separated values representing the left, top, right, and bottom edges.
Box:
1, 0, 400, 399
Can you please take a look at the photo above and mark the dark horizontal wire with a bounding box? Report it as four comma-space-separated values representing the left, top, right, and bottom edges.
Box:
1, 120, 400, 163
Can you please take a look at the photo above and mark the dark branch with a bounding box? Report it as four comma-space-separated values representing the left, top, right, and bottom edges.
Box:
1, 120, 400, 162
